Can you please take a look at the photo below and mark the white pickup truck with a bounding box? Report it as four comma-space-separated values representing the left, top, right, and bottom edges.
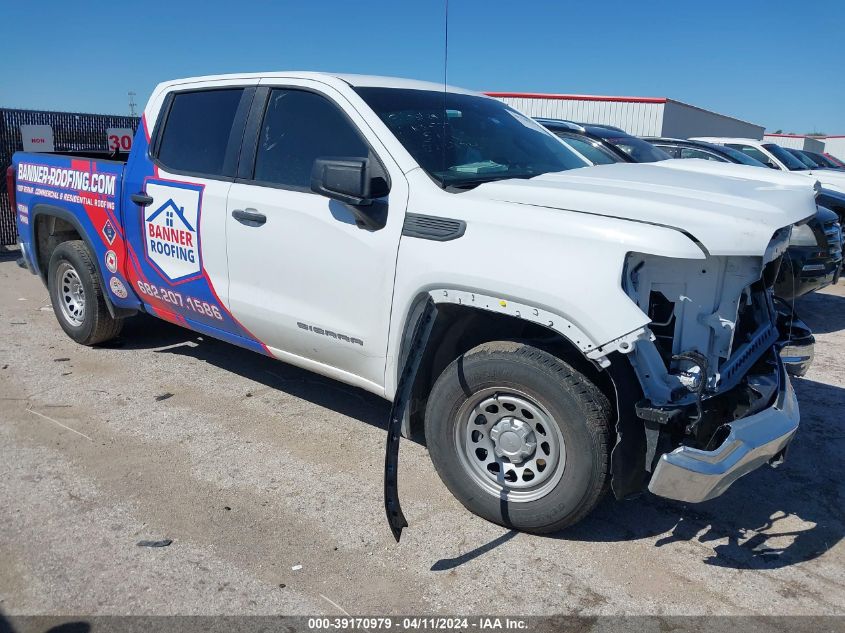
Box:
10, 73, 816, 536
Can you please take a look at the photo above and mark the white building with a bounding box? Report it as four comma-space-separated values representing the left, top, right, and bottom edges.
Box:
819, 136, 845, 161
762, 134, 825, 153
486, 92, 765, 139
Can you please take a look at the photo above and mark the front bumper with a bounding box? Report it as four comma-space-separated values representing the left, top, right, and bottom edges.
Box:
647, 355, 799, 503
775, 249, 841, 300
774, 299, 815, 378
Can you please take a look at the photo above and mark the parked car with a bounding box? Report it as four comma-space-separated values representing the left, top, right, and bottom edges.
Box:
9, 73, 814, 535
692, 137, 845, 197
648, 137, 771, 166
784, 147, 831, 170
824, 153, 845, 168
535, 119, 672, 163
648, 137, 843, 306
797, 149, 845, 170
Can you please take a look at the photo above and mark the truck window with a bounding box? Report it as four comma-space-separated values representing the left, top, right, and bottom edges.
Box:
726, 144, 778, 169
253, 89, 370, 189
680, 147, 725, 161
156, 88, 245, 177
556, 135, 618, 165
654, 144, 682, 158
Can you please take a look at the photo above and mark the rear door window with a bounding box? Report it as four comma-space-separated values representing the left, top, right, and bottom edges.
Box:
680, 147, 726, 161
726, 144, 775, 167
156, 88, 247, 177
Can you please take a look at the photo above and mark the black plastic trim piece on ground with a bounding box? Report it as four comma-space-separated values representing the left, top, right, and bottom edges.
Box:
384, 297, 438, 542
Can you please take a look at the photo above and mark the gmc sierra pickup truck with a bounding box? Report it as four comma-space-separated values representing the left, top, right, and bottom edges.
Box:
9, 73, 816, 536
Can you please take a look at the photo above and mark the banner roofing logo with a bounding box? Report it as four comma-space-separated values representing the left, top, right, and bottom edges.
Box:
143, 180, 203, 283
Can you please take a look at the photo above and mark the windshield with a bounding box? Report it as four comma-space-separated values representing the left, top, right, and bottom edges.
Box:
788, 149, 822, 169
807, 152, 838, 168
354, 87, 589, 188
718, 145, 768, 167
762, 143, 808, 171
598, 134, 671, 163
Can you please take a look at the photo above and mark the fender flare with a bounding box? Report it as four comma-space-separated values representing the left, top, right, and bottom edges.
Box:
429, 287, 598, 353
393, 288, 652, 501
30, 203, 137, 319
393, 287, 605, 409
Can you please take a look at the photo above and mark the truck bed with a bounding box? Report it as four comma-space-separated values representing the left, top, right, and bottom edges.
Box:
11, 150, 139, 312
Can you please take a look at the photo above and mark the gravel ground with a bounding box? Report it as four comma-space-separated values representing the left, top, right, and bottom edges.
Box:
0, 250, 843, 617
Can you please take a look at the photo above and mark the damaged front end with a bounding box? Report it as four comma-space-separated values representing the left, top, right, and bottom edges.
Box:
607, 227, 801, 503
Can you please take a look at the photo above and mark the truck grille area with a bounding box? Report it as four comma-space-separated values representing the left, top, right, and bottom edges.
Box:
824, 220, 843, 262
623, 245, 784, 408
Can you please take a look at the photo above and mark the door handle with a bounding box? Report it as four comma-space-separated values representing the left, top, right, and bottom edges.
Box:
131, 192, 154, 207
232, 208, 267, 227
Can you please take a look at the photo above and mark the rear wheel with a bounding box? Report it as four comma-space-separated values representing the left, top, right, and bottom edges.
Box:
425, 341, 611, 533
47, 240, 123, 345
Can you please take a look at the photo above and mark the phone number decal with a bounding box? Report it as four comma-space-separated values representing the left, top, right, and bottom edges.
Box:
136, 280, 223, 320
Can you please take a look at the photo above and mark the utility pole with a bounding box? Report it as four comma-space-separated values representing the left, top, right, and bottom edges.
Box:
128, 91, 138, 117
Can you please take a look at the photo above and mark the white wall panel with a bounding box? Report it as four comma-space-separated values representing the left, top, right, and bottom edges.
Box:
662, 101, 764, 139
763, 135, 826, 153
763, 135, 805, 150
493, 94, 764, 140
495, 96, 665, 136
822, 137, 845, 161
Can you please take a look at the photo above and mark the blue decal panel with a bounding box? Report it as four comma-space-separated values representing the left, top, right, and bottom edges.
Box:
12, 153, 141, 312
120, 122, 270, 355
12, 121, 270, 357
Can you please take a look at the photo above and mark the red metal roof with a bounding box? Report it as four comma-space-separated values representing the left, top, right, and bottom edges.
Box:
484, 91, 666, 104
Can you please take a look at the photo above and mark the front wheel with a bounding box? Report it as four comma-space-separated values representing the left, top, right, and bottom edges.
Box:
424, 341, 611, 533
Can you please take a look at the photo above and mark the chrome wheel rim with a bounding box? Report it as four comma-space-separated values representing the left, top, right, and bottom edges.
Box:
455, 388, 566, 502
57, 262, 85, 326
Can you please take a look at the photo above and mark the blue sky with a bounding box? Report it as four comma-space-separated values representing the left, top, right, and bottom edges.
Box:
2, 0, 842, 133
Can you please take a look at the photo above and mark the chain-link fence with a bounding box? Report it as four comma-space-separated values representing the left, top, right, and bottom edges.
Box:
0, 108, 139, 246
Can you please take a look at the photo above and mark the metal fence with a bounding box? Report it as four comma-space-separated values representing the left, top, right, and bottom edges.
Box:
0, 108, 139, 246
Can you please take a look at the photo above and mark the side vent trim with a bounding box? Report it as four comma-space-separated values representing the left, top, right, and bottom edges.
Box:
402, 213, 466, 241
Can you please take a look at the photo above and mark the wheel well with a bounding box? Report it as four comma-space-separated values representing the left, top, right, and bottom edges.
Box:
408, 303, 615, 439
33, 212, 83, 282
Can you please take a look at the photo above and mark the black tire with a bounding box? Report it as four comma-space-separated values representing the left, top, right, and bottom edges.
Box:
47, 240, 123, 345
425, 341, 611, 533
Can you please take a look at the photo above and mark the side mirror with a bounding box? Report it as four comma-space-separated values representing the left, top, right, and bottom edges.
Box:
310, 157, 390, 230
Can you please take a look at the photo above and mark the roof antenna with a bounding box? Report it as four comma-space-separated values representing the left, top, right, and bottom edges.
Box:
443, 0, 449, 90
441, 0, 449, 178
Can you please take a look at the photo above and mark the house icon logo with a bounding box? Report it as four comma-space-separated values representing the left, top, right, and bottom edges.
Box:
147, 199, 195, 232
143, 181, 203, 283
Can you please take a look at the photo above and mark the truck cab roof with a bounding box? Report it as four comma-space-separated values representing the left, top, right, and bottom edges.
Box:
152, 72, 482, 97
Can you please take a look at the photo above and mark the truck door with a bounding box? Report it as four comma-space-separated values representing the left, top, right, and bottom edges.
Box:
225, 83, 408, 392
122, 86, 269, 355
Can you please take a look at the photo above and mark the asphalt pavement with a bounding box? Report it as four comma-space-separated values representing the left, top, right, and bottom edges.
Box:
1, 251, 843, 616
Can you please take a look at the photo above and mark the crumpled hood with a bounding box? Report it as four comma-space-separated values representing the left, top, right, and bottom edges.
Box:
465, 161, 818, 256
